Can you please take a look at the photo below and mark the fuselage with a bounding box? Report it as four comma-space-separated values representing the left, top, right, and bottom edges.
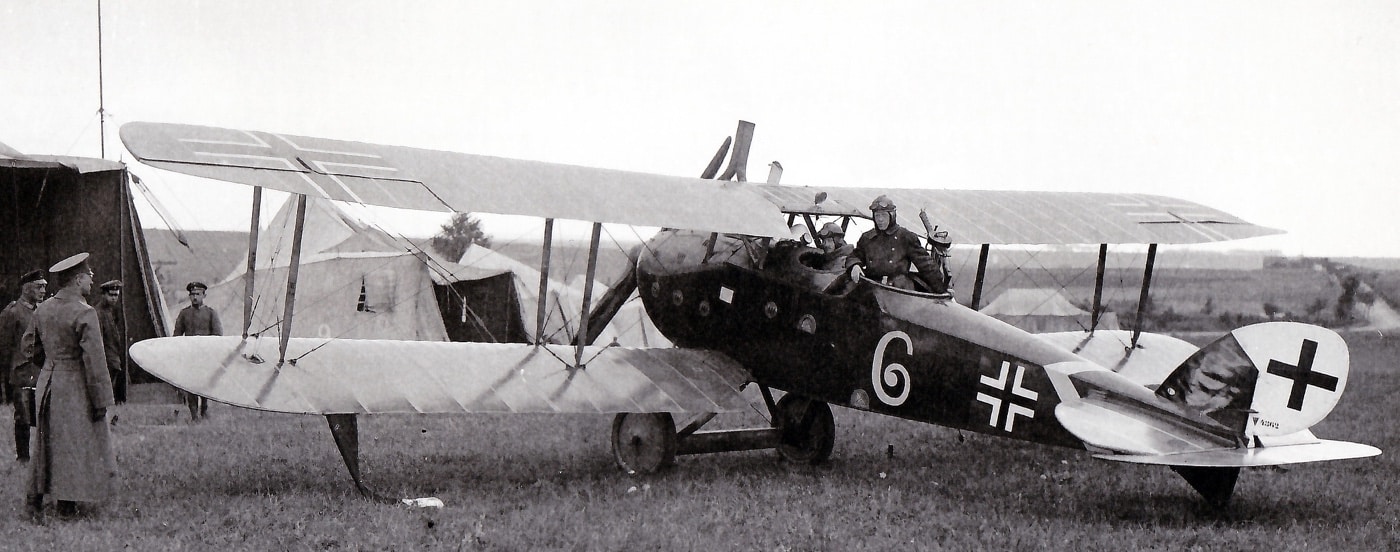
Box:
635, 229, 1092, 450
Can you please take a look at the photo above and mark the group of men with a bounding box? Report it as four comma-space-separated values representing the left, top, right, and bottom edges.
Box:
0, 252, 222, 524
0, 267, 126, 462
0, 254, 120, 523
812, 194, 953, 295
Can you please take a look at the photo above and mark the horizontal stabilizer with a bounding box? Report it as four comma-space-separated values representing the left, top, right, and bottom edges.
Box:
1094, 439, 1381, 468
129, 336, 753, 415
1056, 381, 1237, 457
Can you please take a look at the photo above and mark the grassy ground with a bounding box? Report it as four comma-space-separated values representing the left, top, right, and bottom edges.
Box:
0, 332, 1394, 551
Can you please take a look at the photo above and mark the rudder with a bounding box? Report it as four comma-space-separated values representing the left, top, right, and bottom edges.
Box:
1155, 322, 1348, 439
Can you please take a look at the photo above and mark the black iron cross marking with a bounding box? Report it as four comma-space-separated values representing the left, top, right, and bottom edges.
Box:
1266, 339, 1337, 411
975, 361, 1038, 432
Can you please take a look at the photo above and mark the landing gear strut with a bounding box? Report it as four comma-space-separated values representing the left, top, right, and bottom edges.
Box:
608, 388, 836, 474
773, 394, 835, 464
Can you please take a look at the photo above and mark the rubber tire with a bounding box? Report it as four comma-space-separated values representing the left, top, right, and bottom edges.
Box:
774, 394, 835, 465
611, 412, 677, 474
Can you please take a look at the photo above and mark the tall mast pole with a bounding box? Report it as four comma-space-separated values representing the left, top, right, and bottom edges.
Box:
97, 0, 106, 158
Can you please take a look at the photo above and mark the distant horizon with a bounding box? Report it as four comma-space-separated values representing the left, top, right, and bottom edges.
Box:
137, 225, 1400, 264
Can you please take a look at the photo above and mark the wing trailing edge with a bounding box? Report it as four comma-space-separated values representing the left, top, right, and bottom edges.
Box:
128, 336, 754, 415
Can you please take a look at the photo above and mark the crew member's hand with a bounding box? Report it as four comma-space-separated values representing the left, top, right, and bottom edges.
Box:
91, 407, 107, 422
849, 264, 864, 281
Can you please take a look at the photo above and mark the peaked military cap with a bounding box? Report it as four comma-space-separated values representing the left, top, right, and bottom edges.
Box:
19, 270, 46, 286
49, 252, 91, 279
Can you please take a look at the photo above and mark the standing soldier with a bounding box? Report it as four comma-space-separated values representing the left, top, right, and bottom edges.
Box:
173, 281, 220, 420
0, 270, 46, 462
22, 253, 117, 523
96, 280, 126, 404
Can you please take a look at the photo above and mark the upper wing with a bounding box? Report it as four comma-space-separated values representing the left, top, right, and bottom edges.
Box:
128, 336, 753, 415
756, 185, 1281, 245
121, 121, 1279, 245
119, 122, 792, 237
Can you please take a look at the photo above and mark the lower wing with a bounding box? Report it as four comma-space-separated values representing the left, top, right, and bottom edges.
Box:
129, 336, 753, 415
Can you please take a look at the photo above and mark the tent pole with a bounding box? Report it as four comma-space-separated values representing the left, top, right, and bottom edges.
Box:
1091, 243, 1107, 333
970, 244, 990, 310
535, 218, 554, 345
1131, 243, 1158, 350
97, 0, 106, 158
123, 174, 167, 337
242, 187, 262, 338
574, 222, 603, 367
278, 194, 309, 366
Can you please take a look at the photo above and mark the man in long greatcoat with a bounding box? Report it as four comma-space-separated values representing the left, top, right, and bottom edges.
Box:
22, 253, 116, 523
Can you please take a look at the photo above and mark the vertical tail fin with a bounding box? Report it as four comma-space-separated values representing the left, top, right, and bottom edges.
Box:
1155, 322, 1349, 439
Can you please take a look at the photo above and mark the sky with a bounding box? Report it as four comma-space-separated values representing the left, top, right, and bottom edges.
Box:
3, 1, 1398, 257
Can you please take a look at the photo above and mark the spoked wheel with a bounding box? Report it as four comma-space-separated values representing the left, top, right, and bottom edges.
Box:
611, 412, 677, 474
774, 394, 835, 464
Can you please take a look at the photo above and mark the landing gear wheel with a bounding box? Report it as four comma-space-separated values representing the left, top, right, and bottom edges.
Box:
774, 394, 835, 464
611, 412, 677, 474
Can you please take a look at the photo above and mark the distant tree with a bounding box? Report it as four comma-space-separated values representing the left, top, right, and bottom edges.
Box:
1263, 301, 1281, 319
430, 213, 491, 262
1305, 297, 1327, 316
1357, 288, 1376, 306
1336, 275, 1359, 323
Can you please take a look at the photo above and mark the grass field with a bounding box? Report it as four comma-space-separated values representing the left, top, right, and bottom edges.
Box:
0, 332, 1394, 551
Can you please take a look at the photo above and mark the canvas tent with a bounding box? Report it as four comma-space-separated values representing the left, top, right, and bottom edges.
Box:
979, 288, 1119, 333
453, 245, 670, 347
205, 196, 479, 341
1, 143, 167, 384
205, 196, 669, 347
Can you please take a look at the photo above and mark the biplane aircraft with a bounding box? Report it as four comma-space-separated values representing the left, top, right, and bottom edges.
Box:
120, 121, 1379, 509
